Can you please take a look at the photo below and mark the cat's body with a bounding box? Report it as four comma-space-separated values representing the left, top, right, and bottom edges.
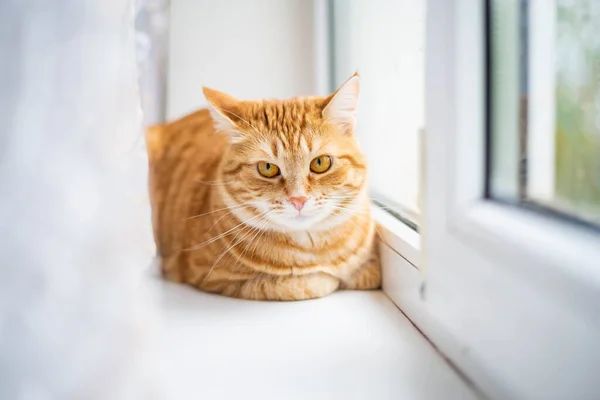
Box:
147, 75, 380, 300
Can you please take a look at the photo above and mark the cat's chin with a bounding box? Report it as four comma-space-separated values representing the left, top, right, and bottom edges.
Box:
268, 211, 349, 233
271, 215, 323, 231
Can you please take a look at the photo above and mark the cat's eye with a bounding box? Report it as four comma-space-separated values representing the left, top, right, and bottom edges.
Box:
310, 155, 332, 174
257, 162, 280, 178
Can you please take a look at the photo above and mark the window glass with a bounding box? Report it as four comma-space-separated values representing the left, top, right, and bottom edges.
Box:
488, 0, 600, 226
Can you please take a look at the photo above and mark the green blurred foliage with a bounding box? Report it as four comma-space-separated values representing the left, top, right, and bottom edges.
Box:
555, 0, 600, 222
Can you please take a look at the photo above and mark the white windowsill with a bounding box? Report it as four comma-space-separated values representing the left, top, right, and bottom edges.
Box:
372, 205, 421, 267
152, 273, 476, 400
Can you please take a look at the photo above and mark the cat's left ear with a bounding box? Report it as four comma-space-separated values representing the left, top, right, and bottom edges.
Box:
322, 72, 360, 133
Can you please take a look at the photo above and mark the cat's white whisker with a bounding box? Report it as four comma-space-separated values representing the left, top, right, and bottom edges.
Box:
184, 212, 265, 251
183, 203, 250, 221
330, 205, 369, 215
248, 220, 271, 265
202, 211, 272, 282
182, 225, 244, 252
236, 217, 271, 268
207, 204, 255, 231
201, 225, 255, 283
324, 195, 408, 215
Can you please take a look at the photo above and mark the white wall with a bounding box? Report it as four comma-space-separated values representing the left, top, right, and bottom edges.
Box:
167, 0, 317, 120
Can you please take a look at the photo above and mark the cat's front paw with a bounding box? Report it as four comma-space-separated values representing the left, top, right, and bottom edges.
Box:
238, 273, 340, 301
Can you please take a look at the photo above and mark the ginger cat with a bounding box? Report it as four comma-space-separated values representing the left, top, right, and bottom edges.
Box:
146, 73, 380, 300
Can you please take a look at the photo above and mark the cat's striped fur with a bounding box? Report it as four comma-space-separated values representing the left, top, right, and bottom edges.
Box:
146, 74, 380, 300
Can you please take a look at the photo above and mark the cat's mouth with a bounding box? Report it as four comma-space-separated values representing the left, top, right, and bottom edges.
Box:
293, 212, 313, 220
260, 202, 341, 231
285, 212, 319, 225
268, 210, 325, 230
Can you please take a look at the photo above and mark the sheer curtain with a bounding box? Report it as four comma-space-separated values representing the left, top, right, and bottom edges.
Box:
0, 1, 157, 398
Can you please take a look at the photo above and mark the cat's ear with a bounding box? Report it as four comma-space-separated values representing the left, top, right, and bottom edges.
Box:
322, 72, 360, 133
203, 87, 246, 142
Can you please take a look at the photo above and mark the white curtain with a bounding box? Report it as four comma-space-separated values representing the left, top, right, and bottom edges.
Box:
0, 1, 158, 398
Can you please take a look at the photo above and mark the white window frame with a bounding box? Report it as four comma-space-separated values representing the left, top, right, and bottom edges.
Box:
378, 1, 600, 399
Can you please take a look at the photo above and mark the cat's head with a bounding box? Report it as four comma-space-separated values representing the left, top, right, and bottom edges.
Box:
204, 73, 368, 232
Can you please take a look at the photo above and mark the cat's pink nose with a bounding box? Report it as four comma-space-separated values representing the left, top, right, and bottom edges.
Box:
288, 196, 308, 211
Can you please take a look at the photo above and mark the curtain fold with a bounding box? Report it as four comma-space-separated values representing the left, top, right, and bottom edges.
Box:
0, 1, 157, 398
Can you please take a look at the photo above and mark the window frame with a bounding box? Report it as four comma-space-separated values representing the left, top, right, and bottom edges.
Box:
382, 1, 600, 399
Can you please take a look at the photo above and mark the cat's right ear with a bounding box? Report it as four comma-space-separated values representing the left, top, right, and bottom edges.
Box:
203, 87, 246, 142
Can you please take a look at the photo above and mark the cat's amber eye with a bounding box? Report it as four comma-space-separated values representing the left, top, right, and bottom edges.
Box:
257, 162, 280, 178
310, 155, 332, 174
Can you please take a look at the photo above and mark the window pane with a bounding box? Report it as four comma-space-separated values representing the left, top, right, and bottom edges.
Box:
331, 0, 425, 225
488, 0, 600, 226
488, 0, 523, 200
